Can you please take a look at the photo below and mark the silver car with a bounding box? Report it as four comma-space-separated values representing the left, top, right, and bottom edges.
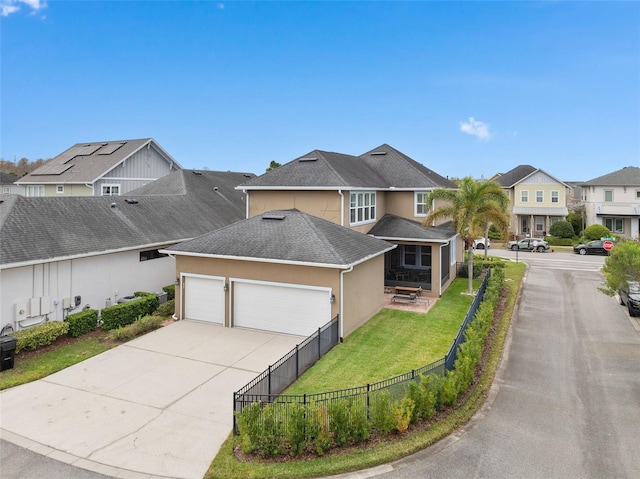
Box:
507, 238, 550, 252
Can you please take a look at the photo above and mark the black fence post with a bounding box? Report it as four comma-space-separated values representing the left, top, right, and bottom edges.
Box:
317, 327, 321, 360
268, 365, 272, 395
295, 344, 299, 378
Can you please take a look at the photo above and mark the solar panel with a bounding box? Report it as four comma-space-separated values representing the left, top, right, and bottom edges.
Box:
97, 142, 126, 155
30, 162, 74, 176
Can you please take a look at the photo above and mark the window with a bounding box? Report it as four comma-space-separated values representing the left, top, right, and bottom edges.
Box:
26, 185, 45, 197
56, 185, 64, 194
536, 191, 543, 203
521, 190, 529, 203
535, 217, 544, 232
102, 184, 120, 196
349, 192, 376, 225
636, 190, 640, 200
604, 218, 624, 233
401, 245, 431, 268
2, 186, 10, 195
551, 191, 559, 203
404, 245, 417, 266
415, 192, 429, 216
140, 249, 169, 262
604, 189, 613, 202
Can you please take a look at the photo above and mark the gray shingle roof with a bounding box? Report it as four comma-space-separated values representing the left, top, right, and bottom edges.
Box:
238, 144, 456, 190
582, 166, 640, 186
494, 165, 537, 187
0, 173, 19, 185
367, 214, 456, 241
164, 209, 395, 267
16, 138, 180, 185
0, 170, 253, 266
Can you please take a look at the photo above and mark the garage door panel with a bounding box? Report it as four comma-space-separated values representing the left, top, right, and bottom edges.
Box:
184, 276, 224, 324
234, 282, 330, 336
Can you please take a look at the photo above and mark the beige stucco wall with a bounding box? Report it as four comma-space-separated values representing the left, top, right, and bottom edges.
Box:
174, 254, 385, 338
247, 190, 343, 224
342, 255, 385, 337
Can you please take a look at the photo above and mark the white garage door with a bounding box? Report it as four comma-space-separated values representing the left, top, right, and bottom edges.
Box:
233, 281, 331, 336
183, 275, 225, 324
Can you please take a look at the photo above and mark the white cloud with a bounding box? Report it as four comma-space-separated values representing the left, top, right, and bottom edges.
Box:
1, 0, 46, 16
460, 117, 491, 141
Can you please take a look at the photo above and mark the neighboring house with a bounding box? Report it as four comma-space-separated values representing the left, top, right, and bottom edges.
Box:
165, 143, 462, 341
162, 209, 396, 338
0, 172, 23, 196
581, 166, 640, 239
0, 169, 253, 334
16, 138, 181, 197
494, 165, 570, 238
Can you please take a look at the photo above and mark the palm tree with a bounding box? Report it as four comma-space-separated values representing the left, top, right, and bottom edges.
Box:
422, 177, 509, 294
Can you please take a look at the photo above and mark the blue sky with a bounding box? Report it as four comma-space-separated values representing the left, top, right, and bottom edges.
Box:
1, 1, 639, 182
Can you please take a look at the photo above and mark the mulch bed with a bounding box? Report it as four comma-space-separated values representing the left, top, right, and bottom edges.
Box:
14, 328, 118, 362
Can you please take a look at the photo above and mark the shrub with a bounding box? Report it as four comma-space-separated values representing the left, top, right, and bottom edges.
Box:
308, 403, 332, 456
549, 221, 574, 239
236, 402, 263, 454
584, 224, 611, 241
546, 237, 574, 246
101, 294, 159, 330
286, 403, 309, 456
441, 371, 459, 407
65, 309, 99, 337
327, 398, 368, 447
163, 284, 176, 301
460, 262, 482, 278
108, 315, 165, 342
566, 212, 583, 236
391, 397, 415, 433
370, 390, 395, 436
13, 321, 69, 353
258, 404, 285, 458
154, 299, 175, 317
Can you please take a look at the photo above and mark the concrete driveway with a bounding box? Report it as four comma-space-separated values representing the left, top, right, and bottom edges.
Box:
0, 320, 303, 479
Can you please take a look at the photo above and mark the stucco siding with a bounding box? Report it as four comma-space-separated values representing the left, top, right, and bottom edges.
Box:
248, 190, 343, 224
342, 255, 384, 337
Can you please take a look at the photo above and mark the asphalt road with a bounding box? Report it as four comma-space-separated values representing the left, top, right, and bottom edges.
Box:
377, 250, 640, 479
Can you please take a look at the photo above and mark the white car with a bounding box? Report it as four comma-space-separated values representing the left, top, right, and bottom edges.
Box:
473, 237, 490, 249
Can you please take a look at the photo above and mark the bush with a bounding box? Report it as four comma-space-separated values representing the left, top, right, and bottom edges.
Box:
549, 221, 574, 239
391, 397, 414, 433
567, 212, 583, 236
460, 262, 482, 278
65, 309, 99, 338
108, 315, 165, 342
163, 284, 176, 301
154, 299, 175, 317
13, 321, 69, 353
370, 390, 395, 436
546, 237, 574, 246
101, 293, 159, 330
584, 224, 611, 241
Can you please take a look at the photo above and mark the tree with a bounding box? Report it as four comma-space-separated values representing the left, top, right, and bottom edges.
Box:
422, 177, 510, 294
566, 211, 583, 236
549, 221, 574, 239
266, 160, 281, 172
584, 224, 611, 241
601, 239, 640, 296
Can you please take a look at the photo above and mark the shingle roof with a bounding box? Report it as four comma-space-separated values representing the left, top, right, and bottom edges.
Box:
0, 173, 19, 185
238, 144, 456, 190
367, 214, 456, 242
493, 165, 537, 187
582, 166, 640, 187
164, 209, 395, 267
0, 170, 253, 267
16, 138, 180, 185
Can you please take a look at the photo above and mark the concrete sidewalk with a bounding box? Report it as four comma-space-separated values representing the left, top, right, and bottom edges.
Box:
0, 321, 303, 479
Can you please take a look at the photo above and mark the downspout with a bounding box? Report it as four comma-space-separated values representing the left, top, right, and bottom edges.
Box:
243, 190, 249, 219
338, 189, 345, 227
439, 243, 445, 297
167, 253, 180, 321
339, 265, 354, 340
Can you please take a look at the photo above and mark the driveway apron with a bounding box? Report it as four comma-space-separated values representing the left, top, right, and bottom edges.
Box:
0, 321, 303, 479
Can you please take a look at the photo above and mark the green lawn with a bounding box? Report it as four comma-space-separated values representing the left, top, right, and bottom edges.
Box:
285, 277, 480, 394
0, 337, 114, 390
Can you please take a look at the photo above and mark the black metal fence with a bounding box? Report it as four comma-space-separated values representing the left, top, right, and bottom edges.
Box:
233, 269, 491, 433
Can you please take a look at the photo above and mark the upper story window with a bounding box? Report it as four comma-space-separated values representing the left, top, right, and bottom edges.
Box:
350, 192, 376, 226
102, 184, 120, 196
604, 189, 613, 202
415, 192, 429, 216
551, 191, 559, 203
27, 185, 45, 197
56, 185, 64, 194
521, 190, 529, 203
536, 190, 543, 203
636, 190, 640, 200
2, 186, 10, 195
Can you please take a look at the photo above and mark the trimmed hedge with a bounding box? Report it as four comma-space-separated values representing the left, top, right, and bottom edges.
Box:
65, 309, 99, 337
101, 293, 160, 331
546, 237, 574, 246
163, 284, 176, 301
12, 321, 69, 353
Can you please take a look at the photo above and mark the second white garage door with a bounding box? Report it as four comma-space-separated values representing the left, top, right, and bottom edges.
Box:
233, 280, 331, 337
183, 275, 225, 324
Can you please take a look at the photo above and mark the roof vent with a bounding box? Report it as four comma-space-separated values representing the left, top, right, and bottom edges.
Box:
299, 157, 318, 162
371, 151, 387, 156
111, 202, 117, 208
192, 171, 202, 176
263, 213, 286, 220
125, 199, 139, 204
243, 174, 252, 178
214, 187, 218, 191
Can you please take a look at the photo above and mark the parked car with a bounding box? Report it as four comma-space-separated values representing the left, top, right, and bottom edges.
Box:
507, 238, 550, 252
473, 237, 491, 249
573, 240, 612, 255
619, 281, 640, 317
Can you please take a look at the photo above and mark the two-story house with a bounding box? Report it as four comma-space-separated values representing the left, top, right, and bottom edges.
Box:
494, 165, 570, 238
1, 172, 23, 196
16, 138, 181, 197
581, 166, 640, 239
164, 144, 463, 340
